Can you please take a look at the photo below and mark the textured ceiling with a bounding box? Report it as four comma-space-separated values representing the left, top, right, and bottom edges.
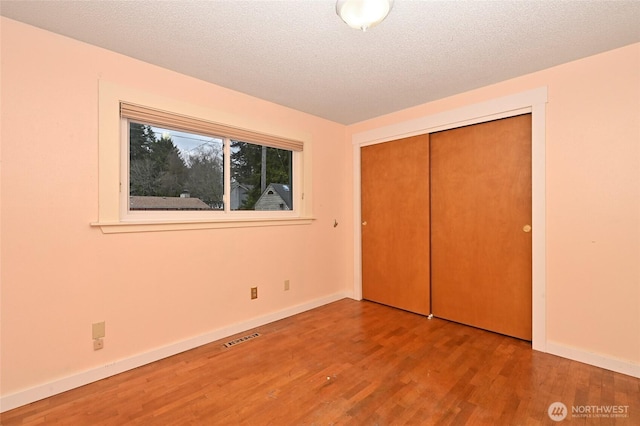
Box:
2, 1, 639, 124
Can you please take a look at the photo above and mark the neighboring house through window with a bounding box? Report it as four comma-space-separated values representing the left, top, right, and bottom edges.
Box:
255, 183, 292, 210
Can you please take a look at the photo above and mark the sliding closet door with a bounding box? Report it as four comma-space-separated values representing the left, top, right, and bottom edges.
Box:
361, 135, 430, 315
430, 114, 532, 340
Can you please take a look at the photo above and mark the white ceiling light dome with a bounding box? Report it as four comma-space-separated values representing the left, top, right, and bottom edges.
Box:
336, 0, 394, 31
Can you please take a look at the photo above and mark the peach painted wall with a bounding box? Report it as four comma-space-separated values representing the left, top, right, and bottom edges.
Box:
0, 18, 351, 397
348, 43, 640, 367
1, 16, 638, 406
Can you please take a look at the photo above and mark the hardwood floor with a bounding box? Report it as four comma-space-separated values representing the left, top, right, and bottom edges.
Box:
2, 299, 639, 425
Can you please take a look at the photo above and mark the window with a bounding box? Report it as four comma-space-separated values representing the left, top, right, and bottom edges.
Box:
121, 103, 302, 221
93, 81, 312, 233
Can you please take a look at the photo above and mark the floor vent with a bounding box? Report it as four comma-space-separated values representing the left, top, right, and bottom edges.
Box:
223, 332, 260, 348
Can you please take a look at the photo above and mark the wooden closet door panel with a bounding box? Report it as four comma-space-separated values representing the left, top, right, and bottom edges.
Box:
361, 135, 430, 315
430, 114, 532, 340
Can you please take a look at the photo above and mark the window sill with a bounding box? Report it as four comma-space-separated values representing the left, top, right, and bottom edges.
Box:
91, 217, 315, 234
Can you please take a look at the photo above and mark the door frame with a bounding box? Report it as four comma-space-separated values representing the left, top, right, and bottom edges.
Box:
351, 87, 548, 352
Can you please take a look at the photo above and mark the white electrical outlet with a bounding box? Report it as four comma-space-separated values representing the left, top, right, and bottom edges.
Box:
93, 338, 104, 350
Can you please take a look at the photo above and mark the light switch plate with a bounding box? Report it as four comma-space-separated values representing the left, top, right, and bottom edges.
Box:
92, 321, 105, 339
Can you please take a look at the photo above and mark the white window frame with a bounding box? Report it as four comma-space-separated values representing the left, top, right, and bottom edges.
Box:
94, 81, 313, 233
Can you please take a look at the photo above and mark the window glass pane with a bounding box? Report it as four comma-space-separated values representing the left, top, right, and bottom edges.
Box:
230, 140, 293, 211
129, 122, 224, 211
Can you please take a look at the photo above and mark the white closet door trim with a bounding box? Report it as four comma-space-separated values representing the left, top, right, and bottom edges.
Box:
351, 87, 548, 352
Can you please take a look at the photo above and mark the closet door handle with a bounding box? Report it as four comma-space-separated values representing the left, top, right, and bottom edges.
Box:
523, 225, 532, 233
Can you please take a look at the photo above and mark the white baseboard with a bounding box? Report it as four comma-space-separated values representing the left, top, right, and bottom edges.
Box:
0, 292, 348, 413
546, 341, 640, 378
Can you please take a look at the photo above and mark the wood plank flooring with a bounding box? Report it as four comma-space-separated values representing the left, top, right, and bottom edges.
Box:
2, 299, 639, 425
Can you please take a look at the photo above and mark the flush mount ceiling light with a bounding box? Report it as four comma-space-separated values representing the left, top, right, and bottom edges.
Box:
336, 0, 394, 31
